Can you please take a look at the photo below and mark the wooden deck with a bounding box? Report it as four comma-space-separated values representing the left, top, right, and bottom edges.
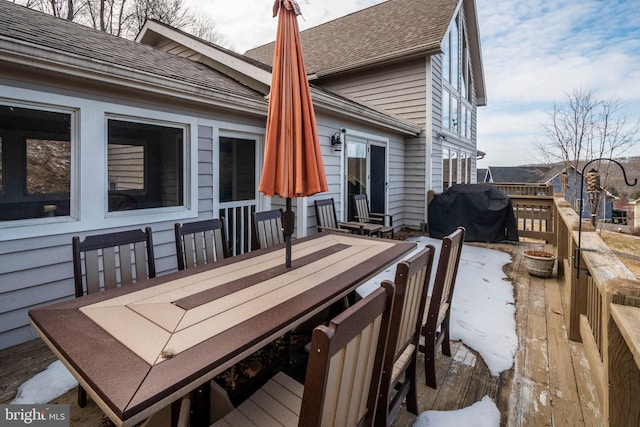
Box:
0, 240, 603, 426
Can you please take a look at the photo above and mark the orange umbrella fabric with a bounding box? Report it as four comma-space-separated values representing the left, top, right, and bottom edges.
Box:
258, 0, 328, 199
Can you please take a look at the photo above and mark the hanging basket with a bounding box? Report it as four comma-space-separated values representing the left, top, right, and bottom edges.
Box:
523, 250, 557, 278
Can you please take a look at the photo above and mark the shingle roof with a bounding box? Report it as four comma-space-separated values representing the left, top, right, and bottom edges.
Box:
245, 0, 458, 76
0, 1, 263, 101
487, 166, 555, 184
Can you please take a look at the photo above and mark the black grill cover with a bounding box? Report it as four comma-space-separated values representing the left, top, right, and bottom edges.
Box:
428, 184, 519, 242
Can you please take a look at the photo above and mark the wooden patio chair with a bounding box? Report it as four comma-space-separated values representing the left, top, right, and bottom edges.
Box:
211, 283, 395, 427
352, 193, 394, 238
313, 198, 354, 233
251, 209, 285, 250
421, 226, 465, 389
71, 226, 156, 407
375, 245, 435, 426
174, 218, 229, 270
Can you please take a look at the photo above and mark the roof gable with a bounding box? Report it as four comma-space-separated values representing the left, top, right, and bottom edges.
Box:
136, 20, 272, 95
245, 0, 485, 104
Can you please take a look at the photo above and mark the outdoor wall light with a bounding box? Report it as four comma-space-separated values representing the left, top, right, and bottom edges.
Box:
331, 130, 344, 151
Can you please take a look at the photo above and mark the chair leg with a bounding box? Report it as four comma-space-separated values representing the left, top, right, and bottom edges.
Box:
78, 385, 87, 408
424, 332, 437, 389
405, 358, 419, 415
441, 317, 452, 357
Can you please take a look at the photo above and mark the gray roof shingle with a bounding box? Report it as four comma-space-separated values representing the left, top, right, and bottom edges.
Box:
487, 166, 555, 184
0, 1, 264, 101
245, 0, 458, 75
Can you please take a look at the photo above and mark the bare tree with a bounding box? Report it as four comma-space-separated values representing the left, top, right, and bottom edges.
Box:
537, 87, 639, 209
17, 0, 82, 20
15, 0, 229, 47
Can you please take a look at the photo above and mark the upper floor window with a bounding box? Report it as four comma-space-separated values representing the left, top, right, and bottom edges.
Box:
0, 105, 72, 221
107, 119, 184, 212
442, 13, 473, 140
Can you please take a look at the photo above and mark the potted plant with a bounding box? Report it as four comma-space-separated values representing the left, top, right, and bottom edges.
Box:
523, 250, 557, 278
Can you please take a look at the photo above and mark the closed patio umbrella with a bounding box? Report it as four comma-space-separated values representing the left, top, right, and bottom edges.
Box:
259, 0, 328, 267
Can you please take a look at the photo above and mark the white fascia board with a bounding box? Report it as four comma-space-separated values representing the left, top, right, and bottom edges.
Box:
137, 21, 272, 94
0, 38, 268, 116
463, 0, 487, 106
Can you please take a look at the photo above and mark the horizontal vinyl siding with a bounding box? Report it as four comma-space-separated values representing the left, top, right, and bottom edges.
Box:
404, 136, 427, 228
321, 59, 428, 129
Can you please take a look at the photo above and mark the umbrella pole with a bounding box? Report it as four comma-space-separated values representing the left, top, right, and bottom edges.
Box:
283, 198, 295, 268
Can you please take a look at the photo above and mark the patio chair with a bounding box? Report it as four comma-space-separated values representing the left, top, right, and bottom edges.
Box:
375, 245, 435, 426
71, 226, 156, 407
211, 282, 395, 427
313, 197, 354, 233
251, 208, 285, 250
352, 193, 394, 238
174, 218, 229, 270
421, 226, 465, 389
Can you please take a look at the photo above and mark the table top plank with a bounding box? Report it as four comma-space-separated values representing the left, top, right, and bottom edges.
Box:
80, 305, 172, 366
29, 308, 151, 420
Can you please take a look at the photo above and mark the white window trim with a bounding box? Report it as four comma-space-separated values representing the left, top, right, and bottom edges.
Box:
0, 85, 198, 241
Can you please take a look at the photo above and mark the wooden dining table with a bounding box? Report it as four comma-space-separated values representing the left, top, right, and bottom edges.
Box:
29, 232, 415, 427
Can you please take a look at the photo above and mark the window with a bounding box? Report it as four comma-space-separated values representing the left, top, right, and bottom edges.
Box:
441, 13, 473, 141
0, 105, 72, 221
443, 147, 450, 189
107, 119, 184, 212
219, 136, 256, 203
442, 88, 450, 130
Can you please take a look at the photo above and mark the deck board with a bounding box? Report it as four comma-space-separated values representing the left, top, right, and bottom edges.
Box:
0, 240, 603, 426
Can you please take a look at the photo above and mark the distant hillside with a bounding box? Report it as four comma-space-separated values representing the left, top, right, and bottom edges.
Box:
520, 157, 640, 199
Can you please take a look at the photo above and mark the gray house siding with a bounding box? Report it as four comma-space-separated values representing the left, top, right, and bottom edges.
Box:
320, 59, 428, 129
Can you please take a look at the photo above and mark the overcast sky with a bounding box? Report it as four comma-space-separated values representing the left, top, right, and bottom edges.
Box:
185, 0, 640, 167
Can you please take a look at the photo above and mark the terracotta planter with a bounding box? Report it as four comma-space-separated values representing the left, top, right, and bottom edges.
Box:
523, 250, 557, 278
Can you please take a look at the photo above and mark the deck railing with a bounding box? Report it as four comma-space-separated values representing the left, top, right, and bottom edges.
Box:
494, 183, 556, 242
509, 191, 640, 425
495, 189, 640, 427
492, 182, 554, 196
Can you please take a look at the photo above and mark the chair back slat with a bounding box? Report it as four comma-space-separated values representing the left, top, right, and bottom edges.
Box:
174, 218, 229, 270
84, 251, 101, 294
104, 247, 119, 288
299, 283, 394, 427
353, 194, 370, 222
252, 209, 285, 250
72, 227, 155, 297
117, 244, 134, 285
133, 241, 147, 282
212, 229, 225, 260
